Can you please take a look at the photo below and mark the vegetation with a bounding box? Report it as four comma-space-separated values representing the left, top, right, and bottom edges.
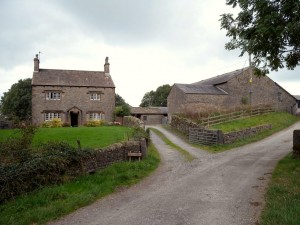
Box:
0, 78, 32, 122
114, 93, 131, 118
150, 128, 195, 162
220, 0, 300, 75
140, 84, 171, 107
260, 153, 300, 225
166, 112, 299, 153
0, 142, 160, 225
0, 126, 131, 148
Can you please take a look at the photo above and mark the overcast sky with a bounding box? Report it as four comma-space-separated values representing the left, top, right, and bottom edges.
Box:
1, 0, 299, 106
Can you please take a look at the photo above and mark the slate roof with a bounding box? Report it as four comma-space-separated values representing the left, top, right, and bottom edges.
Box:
175, 83, 228, 95
174, 67, 250, 95
293, 95, 300, 100
32, 69, 115, 88
131, 107, 168, 115
192, 68, 248, 86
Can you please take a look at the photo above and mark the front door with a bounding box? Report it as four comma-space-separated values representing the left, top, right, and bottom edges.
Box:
70, 111, 79, 127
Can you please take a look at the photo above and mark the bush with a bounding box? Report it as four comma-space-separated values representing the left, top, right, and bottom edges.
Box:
41, 118, 62, 128
0, 141, 94, 203
85, 120, 105, 127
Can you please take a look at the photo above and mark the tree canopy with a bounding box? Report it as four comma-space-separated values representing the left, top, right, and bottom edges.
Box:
220, 0, 300, 75
0, 78, 32, 122
114, 93, 131, 117
140, 84, 171, 107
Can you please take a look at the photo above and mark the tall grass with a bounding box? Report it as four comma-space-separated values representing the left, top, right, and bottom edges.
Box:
260, 154, 300, 225
0, 142, 160, 225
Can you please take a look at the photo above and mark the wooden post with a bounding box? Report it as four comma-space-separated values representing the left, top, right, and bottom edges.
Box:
293, 130, 300, 158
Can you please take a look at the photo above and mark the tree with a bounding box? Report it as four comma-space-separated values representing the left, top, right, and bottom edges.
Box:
220, 0, 300, 75
140, 84, 171, 107
114, 93, 131, 117
0, 78, 32, 122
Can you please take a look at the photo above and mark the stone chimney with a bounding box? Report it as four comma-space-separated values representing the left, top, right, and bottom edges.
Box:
104, 56, 110, 75
34, 54, 39, 72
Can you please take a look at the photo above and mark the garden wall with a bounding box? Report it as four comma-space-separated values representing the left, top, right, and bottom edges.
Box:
223, 124, 272, 144
170, 115, 203, 136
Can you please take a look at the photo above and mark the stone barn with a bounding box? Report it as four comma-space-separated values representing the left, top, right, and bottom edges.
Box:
131, 107, 168, 125
167, 67, 297, 119
32, 55, 115, 126
294, 95, 300, 116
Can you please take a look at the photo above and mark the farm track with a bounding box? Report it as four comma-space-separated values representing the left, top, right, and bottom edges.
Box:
48, 122, 300, 225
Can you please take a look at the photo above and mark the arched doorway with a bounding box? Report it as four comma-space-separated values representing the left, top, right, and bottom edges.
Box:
67, 106, 82, 127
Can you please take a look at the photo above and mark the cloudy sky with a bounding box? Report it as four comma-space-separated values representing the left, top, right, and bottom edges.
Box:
1, 0, 299, 106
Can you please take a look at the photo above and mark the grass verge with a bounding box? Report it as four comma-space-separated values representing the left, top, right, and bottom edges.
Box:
0, 126, 131, 148
260, 153, 300, 225
150, 128, 195, 162
0, 142, 160, 225
164, 112, 299, 153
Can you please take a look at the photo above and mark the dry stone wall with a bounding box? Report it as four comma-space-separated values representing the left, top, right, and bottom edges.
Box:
293, 130, 300, 157
223, 124, 272, 144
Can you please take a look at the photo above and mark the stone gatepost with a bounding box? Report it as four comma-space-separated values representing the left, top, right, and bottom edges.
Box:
293, 130, 300, 158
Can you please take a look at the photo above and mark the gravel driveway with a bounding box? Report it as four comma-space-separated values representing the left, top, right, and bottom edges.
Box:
48, 122, 300, 225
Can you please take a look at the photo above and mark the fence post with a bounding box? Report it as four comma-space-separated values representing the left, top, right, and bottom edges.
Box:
217, 130, 224, 144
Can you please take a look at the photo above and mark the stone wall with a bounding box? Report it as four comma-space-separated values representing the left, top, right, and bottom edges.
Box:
123, 116, 145, 128
170, 115, 203, 136
223, 124, 272, 144
80, 140, 145, 174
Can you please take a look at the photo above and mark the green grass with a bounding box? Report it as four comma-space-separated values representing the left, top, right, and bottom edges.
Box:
0, 142, 160, 225
260, 153, 300, 225
0, 126, 132, 148
165, 112, 299, 153
150, 128, 195, 162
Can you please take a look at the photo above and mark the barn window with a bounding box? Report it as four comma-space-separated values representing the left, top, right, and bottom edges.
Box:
142, 115, 147, 121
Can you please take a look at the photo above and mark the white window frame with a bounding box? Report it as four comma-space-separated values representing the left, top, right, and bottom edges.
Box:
45, 112, 61, 121
90, 93, 101, 101
89, 112, 105, 120
46, 92, 61, 100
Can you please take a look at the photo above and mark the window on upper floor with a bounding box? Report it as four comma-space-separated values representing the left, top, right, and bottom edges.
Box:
90, 93, 101, 101
46, 92, 61, 100
45, 112, 61, 121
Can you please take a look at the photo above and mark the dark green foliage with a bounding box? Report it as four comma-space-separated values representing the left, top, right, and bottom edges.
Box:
0, 78, 32, 122
0, 125, 37, 165
0, 141, 93, 203
114, 93, 131, 117
131, 126, 149, 140
220, 0, 300, 75
140, 84, 171, 107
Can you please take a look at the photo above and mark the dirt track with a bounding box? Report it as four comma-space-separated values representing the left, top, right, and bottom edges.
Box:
48, 122, 300, 225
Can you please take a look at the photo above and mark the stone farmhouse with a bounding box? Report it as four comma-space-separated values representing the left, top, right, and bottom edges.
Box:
32, 55, 115, 126
167, 67, 298, 119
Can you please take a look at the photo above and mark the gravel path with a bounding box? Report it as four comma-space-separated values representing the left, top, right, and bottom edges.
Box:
48, 122, 300, 225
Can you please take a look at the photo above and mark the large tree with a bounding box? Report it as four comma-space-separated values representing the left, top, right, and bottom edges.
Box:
0, 78, 32, 122
220, 0, 300, 75
114, 93, 131, 117
140, 84, 171, 107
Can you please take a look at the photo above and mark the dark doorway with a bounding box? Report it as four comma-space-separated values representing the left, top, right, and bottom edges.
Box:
70, 112, 79, 127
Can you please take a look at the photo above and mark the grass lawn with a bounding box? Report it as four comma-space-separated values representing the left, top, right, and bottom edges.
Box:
0, 126, 132, 148
165, 112, 299, 153
0, 142, 160, 225
260, 153, 300, 225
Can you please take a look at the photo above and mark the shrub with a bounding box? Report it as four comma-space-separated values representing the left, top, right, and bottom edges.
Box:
85, 120, 105, 127
131, 126, 148, 140
40, 118, 62, 128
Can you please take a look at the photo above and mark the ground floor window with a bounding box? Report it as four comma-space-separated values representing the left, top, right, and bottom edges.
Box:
45, 112, 61, 121
89, 112, 105, 120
